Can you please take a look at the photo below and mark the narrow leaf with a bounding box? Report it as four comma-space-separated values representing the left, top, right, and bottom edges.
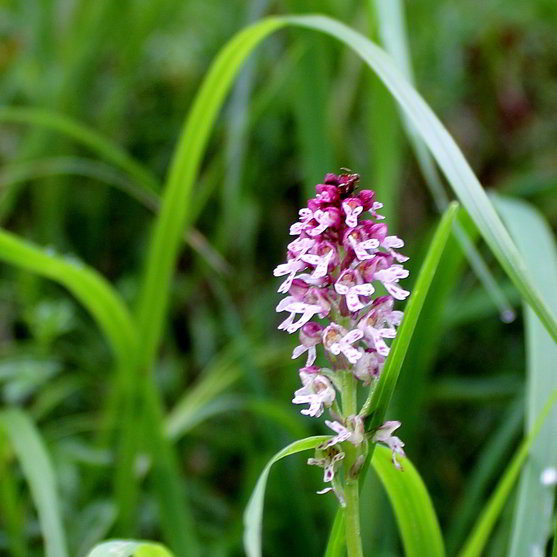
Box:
0, 228, 136, 367
372, 445, 445, 557
458, 386, 557, 557
0, 409, 69, 557
86, 540, 175, 557
369, 202, 460, 428
0, 106, 159, 193
493, 195, 557, 556
243, 436, 329, 557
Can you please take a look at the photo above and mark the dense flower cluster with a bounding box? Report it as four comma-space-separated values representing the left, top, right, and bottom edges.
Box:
275, 172, 408, 504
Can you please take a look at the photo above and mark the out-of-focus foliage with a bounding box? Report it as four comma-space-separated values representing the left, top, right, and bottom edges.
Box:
0, 1, 556, 556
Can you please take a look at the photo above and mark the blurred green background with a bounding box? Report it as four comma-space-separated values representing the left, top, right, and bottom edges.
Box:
1, 0, 557, 555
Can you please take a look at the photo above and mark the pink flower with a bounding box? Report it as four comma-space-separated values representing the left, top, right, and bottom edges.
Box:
372, 421, 405, 469
292, 370, 336, 417
322, 323, 363, 364
334, 269, 375, 312
292, 322, 324, 366
320, 415, 365, 449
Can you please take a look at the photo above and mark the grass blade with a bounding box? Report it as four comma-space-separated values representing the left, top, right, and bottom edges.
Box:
243, 436, 330, 557
0, 106, 159, 193
372, 445, 445, 557
458, 387, 557, 557
0, 409, 69, 557
492, 195, 557, 556
86, 540, 175, 557
371, 0, 515, 321
0, 227, 136, 367
446, 397, 524, 554
135, 17, 285, 373
368, 202, 460, 429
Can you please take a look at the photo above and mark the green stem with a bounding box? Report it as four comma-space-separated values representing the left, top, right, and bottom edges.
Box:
342, 372, 364, 557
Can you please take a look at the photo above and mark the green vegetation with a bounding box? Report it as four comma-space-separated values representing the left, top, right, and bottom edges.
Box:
0, 1, 556, 555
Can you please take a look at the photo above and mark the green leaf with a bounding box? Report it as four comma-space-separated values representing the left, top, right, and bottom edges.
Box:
0, 106, 159, 193
371, 445, 445, 557
243, 436, 329, 557
458, 386, 557, 557
0, 409, 69, 557
492, 195, 557, 556
135, 17, 285, 373
85, 540, 175, 557
369, 202, 461, 429
0, 228, 136, 367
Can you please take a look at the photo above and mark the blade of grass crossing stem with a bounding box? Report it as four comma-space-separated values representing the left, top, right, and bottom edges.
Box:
368, 202, 460, 429
0, 106, 160, 193
0, 409, 69, 557
286, 15, 546, 334
324, 203, 459, 556
492, 195, 557, 557
0, 157, 231, 275
372, 445, 445, 557
86, 540, 175, 557
0, 228, 136, 367
458, 387, 557, 557
243, 436, 329, 557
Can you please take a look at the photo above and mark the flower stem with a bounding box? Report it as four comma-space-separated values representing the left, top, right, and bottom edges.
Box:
342, 371, 364, 557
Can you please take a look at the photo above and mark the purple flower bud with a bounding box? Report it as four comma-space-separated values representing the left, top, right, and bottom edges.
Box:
357, 189, 376, 211
316, 184, 340, 204
300, 322, 324, 346
324, 173, 341, 185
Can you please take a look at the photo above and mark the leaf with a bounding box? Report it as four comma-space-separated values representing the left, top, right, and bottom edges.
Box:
0, 409, 69, 557
371, 445, 445, 557
0, 228, 136, 368
458, 386, 557, 557
85, 540, 175, 557
0, 106, 159, 193
243, 436, 329, 557
492, 195, 557, 556
135, 17, 285, 373
368, 202, 460, 429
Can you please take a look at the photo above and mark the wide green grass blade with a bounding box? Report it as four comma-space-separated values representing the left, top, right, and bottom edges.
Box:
492, 195, 557, 556
0, 106, 159, 193
243, 436, 329, 557
0, 228, 136, 367
458, 387, 557, 557
371, 0, 514, 320
284, 14, 557, 341
0, 156, 230, 275
0, 409, 69, 557
135, 17, 285, 373
372, 445, 445, 557
86, 540, 175, 557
